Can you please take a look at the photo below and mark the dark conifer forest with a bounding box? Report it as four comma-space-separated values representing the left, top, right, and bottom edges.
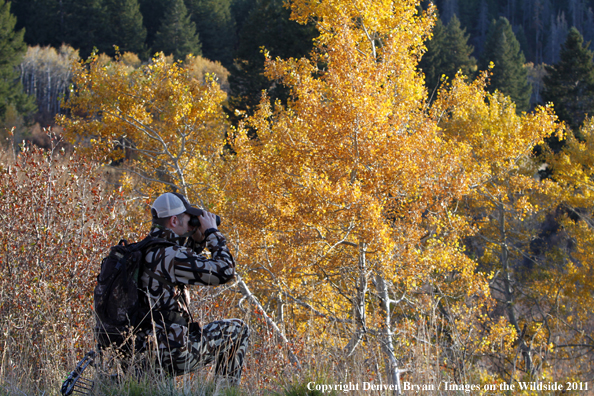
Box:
5, 0, 594, 128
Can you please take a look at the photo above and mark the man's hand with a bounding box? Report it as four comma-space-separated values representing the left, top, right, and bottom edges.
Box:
191, 210, 218, 242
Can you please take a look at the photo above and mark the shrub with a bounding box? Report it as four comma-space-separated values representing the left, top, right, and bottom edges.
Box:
0, 132, 132, 392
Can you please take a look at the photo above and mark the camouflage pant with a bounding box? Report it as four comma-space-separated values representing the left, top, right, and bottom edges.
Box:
159, 319, 250, 384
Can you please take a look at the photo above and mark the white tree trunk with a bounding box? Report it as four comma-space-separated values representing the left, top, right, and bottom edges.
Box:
376, 273, 405, 395
235, 274, 302, 370
344, 247, 368, 356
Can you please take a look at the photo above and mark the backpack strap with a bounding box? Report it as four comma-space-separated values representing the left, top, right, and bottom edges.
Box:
136, 236, 176, 288
143, 268, 175, 288
135, 235, 172, 252
143, 267, 194, 326
137, 235, 195, 325
137, 236, 177, 287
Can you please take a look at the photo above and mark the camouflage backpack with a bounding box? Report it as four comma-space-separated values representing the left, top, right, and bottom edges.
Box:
93, 236, 175, 348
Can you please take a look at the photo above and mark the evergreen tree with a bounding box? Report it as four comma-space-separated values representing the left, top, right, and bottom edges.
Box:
231, 0, 253, 35
0, 0, 35, 126
12, 0, 107, 58
104, 0, 147, 57
153, 0, 201, 60
542, 27, 594, 135
473, 0, 490, 56
419, 14, 475, 94
185, 0, 235, 68
457, 0, 480, 33
419, 16, 446, 93
58, 0, 109, 58
11, 0, 57, 47
479, 16, 532, 112
514, 24, 529, 60
441, 15, 476, 80
139, 0, 168, 51
226, 0, 316, 127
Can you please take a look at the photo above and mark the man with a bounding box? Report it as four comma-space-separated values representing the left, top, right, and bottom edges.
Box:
140, 192, 249, 385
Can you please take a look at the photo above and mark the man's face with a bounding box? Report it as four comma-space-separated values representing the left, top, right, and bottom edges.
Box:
171, 213, 192, 236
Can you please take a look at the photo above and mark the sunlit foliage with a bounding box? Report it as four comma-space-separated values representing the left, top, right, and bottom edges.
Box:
221, 0, 558, 386
58, 52, 228, 206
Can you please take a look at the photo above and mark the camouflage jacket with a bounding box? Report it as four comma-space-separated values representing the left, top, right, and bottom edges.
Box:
140, 226, 235, 349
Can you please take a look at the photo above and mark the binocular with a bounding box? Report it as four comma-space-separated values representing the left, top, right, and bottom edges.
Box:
189, 209, 221, 228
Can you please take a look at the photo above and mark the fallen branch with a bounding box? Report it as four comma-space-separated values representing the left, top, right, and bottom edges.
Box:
235, 274, 302, 370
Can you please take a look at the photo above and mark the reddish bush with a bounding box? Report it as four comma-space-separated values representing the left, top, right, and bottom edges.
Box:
0, 135, 133, 391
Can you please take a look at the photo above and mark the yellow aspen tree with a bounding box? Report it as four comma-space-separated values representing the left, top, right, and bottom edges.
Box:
539, 118, 594, 380
58, 52, 227, 205
219, 0, 558, 387
430, 75, 563, 382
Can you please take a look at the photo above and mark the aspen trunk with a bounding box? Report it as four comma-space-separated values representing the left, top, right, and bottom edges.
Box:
344, 247, 368, 357
376, 273, 404, 395
235, 274, 302, 370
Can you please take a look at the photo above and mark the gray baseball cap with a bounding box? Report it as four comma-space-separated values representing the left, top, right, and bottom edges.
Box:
152, 192, 202, 218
